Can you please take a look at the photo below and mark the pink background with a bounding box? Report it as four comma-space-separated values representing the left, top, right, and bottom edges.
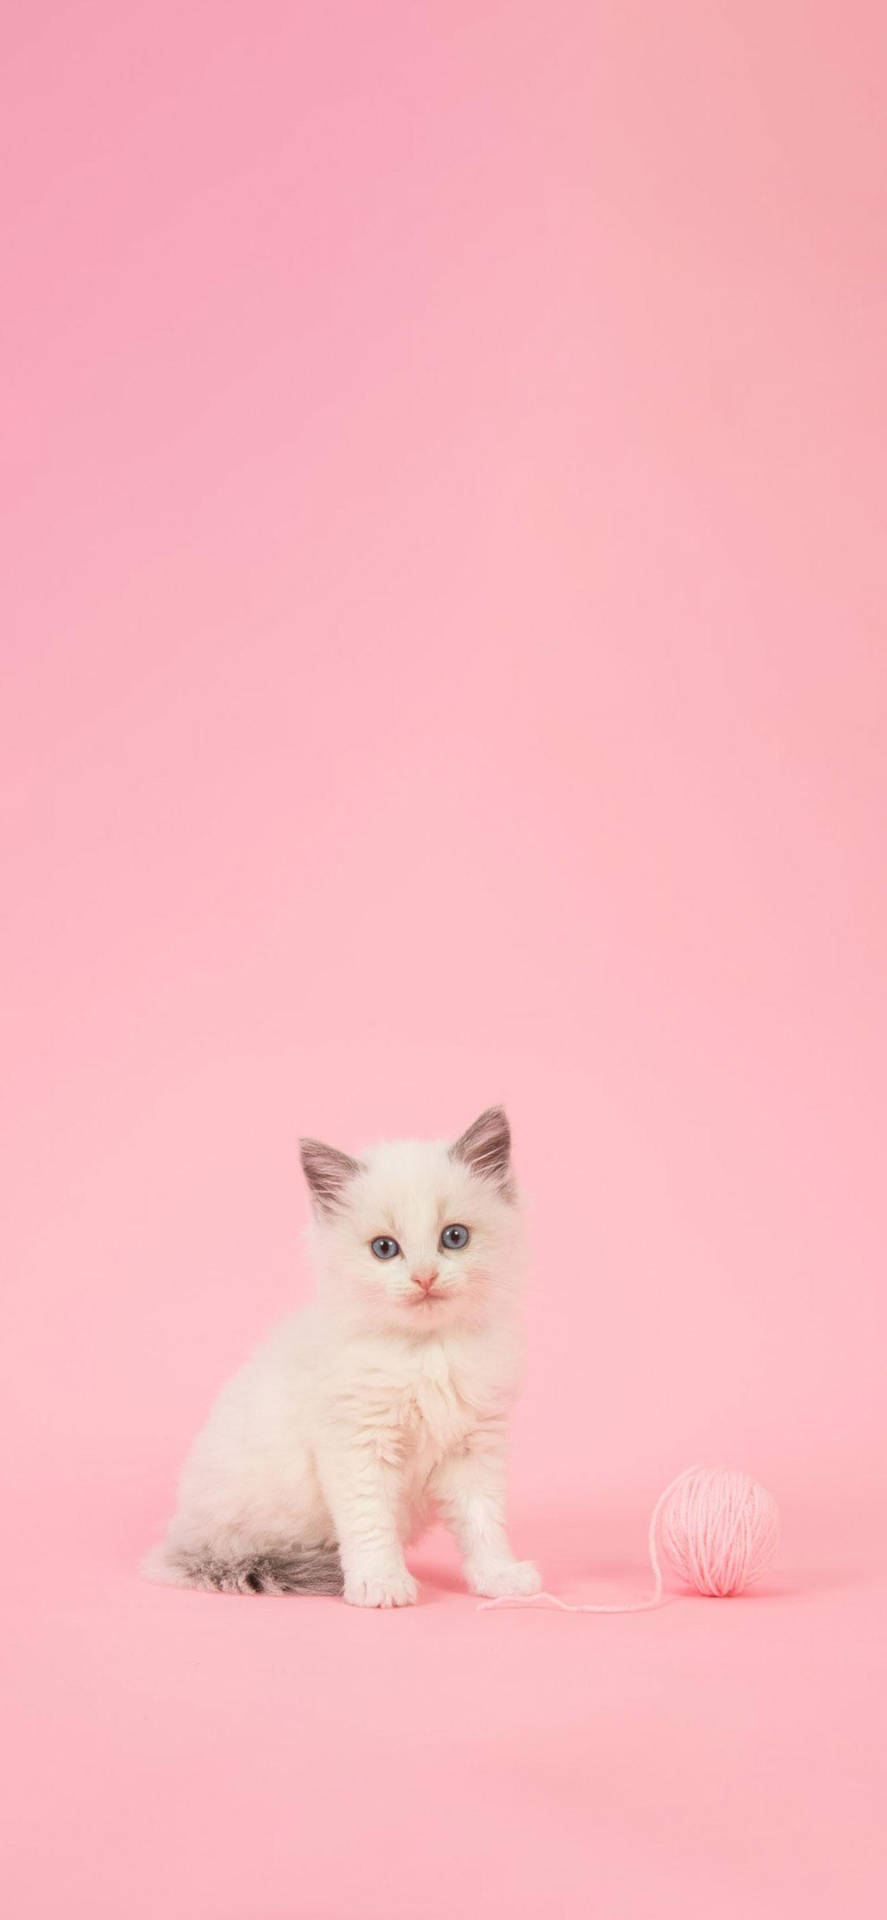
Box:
3, 3, 885, 1915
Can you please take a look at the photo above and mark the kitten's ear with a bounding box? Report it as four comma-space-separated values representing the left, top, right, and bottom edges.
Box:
450, 1105, 514, 1196
299, 1138, 363, 1216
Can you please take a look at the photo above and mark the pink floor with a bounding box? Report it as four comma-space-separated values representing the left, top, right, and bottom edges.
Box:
7, 1488, 884, 1918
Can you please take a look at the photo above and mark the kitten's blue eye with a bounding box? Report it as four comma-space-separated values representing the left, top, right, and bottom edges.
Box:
370, 1236, 400, 1260
440, 1223, 470, 1251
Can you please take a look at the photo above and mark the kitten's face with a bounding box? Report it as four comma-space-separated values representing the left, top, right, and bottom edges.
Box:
301, 1108, 522, 1333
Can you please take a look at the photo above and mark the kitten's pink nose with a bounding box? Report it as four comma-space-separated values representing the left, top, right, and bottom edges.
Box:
411, 1269, 439, 1294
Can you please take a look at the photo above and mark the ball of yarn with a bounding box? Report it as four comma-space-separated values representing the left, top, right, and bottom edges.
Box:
657, 1464, 779, 1597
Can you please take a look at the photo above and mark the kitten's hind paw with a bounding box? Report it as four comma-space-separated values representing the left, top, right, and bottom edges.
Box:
466, 1559, 542, 1599
344, 1569, 418, 1609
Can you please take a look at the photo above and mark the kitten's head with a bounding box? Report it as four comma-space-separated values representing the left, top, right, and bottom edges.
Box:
299, 1107, 522, 1334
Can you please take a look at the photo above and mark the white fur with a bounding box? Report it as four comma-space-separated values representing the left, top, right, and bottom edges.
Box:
146, 1119, 540, 1607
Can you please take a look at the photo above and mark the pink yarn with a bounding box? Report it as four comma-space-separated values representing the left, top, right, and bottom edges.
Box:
480, 1465, 779, 1615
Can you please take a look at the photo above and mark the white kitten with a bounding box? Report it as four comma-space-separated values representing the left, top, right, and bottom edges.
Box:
145, 1106, 541, 1607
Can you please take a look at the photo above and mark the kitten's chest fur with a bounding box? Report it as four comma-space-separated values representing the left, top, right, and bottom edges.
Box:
335, 1326, 515, 1478
398, 1339, 474, 1458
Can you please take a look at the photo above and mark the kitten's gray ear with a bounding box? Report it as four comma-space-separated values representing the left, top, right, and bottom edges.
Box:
299, 1138, 363, 1215
450, 1106, 514, 1196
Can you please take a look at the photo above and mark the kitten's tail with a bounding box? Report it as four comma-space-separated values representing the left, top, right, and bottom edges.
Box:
142, 1540, 344, 1596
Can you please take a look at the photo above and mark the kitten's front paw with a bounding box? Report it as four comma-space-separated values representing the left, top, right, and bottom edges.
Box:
344, 1569, 418, 1609
466, 1559, 542, 1600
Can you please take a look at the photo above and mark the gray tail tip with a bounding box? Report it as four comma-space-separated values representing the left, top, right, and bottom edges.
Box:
141, 1543, 344, 1596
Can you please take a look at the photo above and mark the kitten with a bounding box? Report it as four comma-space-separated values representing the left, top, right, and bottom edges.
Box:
144, 1106, 541, 1607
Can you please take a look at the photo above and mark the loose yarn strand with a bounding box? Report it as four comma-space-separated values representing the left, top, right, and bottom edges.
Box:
478, 1464, 778, 1615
